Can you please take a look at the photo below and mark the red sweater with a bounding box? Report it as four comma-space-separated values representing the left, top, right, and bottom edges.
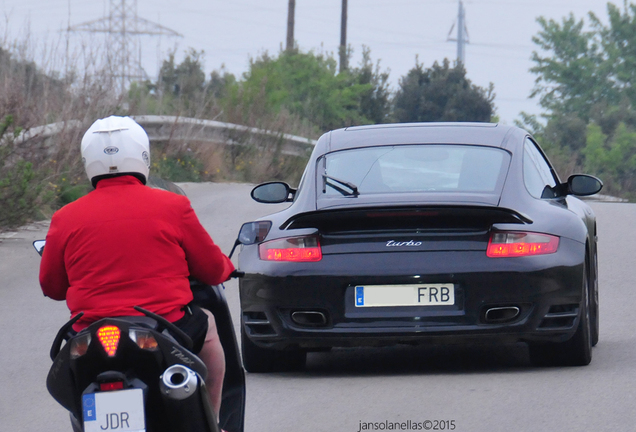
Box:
39, 176, 235, 330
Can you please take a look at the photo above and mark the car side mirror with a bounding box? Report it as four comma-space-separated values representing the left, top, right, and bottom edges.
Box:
567, 174, 603, 197
251, 182, 295, 203
228, 221, 272, 259
33, 240, 46, 256
238, 221, 272, 245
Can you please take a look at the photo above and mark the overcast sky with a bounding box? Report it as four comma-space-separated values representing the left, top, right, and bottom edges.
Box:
0, 0, 614, 124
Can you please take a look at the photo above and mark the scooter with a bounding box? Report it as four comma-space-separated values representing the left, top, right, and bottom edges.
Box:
34, 240, 246, 432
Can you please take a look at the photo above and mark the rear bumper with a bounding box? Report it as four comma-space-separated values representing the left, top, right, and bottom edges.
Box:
239, 239, 586, 350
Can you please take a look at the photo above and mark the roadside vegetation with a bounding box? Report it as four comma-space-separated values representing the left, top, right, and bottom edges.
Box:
9, 1, 636, 229
0, 34, 496, 229
9, 3, 634, 228
520, 1, 636, 199
0, 1, 636, 229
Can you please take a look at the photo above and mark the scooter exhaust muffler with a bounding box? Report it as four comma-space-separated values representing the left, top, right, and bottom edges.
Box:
160, 364, 199, 400
159, 364, 219, 431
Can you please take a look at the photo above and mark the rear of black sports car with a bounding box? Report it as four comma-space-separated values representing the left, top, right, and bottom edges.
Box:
239, 206, 585, 344
237, 123, 599, 371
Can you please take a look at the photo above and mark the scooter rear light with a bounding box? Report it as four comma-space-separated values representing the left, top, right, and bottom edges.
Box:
99, 381, 124, 391
97, 325, 121, 357
259, 236, 322, 262
70, 333, 92, 359
487, 231, 559, 257
129, 329, 159, 351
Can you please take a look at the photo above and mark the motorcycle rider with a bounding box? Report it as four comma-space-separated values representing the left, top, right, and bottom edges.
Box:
39, 115, 234, 422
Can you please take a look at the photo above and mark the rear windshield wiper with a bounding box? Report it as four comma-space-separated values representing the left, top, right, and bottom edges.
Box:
322, 174, 360, 196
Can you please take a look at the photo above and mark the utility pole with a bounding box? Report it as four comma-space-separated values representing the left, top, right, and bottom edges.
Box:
339, 0, 348, 72
447, 0, 469, 65
286, 0, 296, 52
69, 0, 182, 94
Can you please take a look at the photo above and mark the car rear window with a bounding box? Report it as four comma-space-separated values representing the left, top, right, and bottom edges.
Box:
322, 144, 510, 195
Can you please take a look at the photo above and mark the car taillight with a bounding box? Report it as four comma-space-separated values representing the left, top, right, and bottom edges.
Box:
97, 325, 121, 357
70, 333, 91, 359
100, 381, 124, 391
487, 232, 559, 257
259, 236, 322, 262
129, 329, 159, 351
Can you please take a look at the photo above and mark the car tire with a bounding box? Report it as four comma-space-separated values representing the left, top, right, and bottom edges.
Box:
529, 261, 592, 367
590, 251, 599, 347
241, 327, 306, 373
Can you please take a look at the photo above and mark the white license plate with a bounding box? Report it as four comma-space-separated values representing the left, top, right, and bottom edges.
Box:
83, 389, 145, 432
355, 284, 455, 307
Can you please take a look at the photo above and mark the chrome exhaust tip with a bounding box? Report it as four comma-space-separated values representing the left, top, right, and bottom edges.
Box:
291, 311, 328, 326
484, 306, 520, 323
159, 364, 199, 400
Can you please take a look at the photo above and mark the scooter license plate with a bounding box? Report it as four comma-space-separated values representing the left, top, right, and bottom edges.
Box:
82, 389, 145, 432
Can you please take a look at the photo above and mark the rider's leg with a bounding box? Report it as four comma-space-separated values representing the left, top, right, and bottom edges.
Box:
198, 309, 226, 419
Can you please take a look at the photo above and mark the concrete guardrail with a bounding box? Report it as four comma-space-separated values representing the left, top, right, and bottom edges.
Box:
11, 116, 317, 157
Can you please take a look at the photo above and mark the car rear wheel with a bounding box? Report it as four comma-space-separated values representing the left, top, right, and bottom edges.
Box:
590, 251, 599, 347
241, 327, 306, 373
529, 262, 592, 367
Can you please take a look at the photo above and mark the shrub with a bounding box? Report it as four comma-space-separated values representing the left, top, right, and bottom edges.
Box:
0, 116, 54, 228
152, 151, 206, 182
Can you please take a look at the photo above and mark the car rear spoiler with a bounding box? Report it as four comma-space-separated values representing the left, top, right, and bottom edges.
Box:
281, 206, 532, 232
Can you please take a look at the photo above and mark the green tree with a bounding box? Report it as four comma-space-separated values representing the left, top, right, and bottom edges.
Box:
351, 46, 392, 124
208, 66, 236, 100
544, 114, 588, 152
582, 123, 609, 175
393, 58, 495, 123
582, 122, 636, 195
530, 3, 636, 128
527, 2, 636, 199
591, 2, 636, 107
228, 49, 384, 131
135, 49, 219, 118
530, 14, 606, 120
158, 49, 206, 98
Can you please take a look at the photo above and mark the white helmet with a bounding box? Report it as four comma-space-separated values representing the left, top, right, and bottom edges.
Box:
81, 116, 151, 187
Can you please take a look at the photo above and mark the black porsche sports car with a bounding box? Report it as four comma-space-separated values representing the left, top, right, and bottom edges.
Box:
234, 123, 602, 372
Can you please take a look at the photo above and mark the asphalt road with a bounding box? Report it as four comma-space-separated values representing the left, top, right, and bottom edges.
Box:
1, 182, 635, 432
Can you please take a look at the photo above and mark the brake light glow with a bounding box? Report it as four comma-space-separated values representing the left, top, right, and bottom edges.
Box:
70, 333, 92, 359
487, 232, 559, 257
97, 325, 121, 357
259, 236, 322, 262
129, 329, 159, 351
100, 381, 124, 391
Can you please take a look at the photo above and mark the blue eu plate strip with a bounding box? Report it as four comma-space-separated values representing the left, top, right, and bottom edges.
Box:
356, 286, 364, 306
82, 394, 97, 422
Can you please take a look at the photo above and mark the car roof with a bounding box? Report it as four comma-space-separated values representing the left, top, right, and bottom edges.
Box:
323, 122, 521, 153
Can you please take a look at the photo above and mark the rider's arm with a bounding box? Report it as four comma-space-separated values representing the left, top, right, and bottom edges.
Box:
179, 201, 235, 285
39, 213, 70, 300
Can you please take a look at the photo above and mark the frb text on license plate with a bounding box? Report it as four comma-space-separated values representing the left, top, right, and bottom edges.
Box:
83, 389, 145, 432
355, 284, 455, 307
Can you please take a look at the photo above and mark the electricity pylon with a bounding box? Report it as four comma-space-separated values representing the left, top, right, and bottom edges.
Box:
447, 0, 469, 66
69, 0, 182, 93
